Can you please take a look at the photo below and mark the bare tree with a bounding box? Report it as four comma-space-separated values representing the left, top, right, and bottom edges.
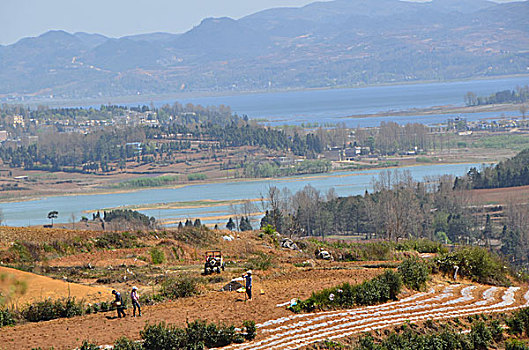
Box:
70, 212, 76, 230
520, 104, 528, 120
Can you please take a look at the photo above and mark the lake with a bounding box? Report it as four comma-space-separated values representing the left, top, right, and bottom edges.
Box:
157, 76, 529, 127
2, 163, 483, 227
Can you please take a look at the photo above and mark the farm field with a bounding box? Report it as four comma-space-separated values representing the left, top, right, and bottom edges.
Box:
0, 224, 527, 349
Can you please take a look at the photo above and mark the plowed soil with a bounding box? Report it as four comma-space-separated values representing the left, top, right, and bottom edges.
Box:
0, 266, 110, 306
0, 267, 380, 350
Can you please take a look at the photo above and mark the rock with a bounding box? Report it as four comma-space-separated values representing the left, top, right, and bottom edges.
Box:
222, 235, 234, 241
317, 250, 333, 260
302, 259, 316, 267
280, 238, 299, 251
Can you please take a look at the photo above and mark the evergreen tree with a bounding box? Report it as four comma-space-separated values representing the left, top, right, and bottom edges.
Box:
226, 217, 235, 231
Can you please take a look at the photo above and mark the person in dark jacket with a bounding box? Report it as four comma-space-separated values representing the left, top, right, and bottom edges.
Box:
242, 270, 253, 300
112, 290, 126, 318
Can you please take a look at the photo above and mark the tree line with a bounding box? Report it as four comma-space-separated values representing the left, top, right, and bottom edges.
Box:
464, 86, 529, 106
259, 168, 529, 269
463, 148, 529, 189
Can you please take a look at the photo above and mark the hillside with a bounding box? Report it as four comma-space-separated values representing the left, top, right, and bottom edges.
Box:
0, 225, 528, 349
0, 0, 528, 100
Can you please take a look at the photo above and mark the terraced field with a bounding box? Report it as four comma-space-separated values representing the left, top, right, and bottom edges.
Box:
222, 284, 529, 350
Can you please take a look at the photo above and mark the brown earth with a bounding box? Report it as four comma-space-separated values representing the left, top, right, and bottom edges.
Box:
0, 265, 381, 350
0, 226, 104, 247
471, 185, 529, 205
0, 266, 110, 307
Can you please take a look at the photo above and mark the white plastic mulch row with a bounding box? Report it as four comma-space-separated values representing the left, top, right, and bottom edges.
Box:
219, 285, 529, 350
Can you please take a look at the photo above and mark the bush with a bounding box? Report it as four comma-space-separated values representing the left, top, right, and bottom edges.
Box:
150, 248, 165, 265
398, 257, 430, 291
396, 239, 448, 254
187, 173, 207, 181
161, 275, 200, 299
114, 337, 143, 350
470, 321, 493, 350
95, 232, 141, 250
22, 297, 84, 322
507, 339, 529, 350
506, 308, 529, 336
437, 246, 510, 286
243, 320, 256, 341
79, 341, 100, 350
0, 309, 16, 327
246, 252, 274, 271
140, 320, 250, 350
290, 270, 402, 313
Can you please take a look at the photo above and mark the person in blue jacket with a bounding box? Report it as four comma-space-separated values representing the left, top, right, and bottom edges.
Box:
112, 290, 126, 318
242, 270, 253, 300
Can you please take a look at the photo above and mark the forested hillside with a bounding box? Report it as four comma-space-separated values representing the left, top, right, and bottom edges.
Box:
466, 148, 529, 189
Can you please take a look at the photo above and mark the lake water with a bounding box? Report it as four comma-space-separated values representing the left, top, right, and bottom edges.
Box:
157, 76, 529, 127
2, 163, 483, 227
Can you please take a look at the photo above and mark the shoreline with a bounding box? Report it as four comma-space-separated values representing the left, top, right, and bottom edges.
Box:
14, 74, 529, 109
0, 160, 486, 206
340, 102, 524, 120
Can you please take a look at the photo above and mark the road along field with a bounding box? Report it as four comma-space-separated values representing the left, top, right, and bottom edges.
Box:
220, 283, 529, 350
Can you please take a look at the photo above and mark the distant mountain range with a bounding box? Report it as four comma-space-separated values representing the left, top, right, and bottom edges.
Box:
1, 0, 528, 101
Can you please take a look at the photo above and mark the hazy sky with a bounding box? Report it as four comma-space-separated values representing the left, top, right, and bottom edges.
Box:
0, 0, 326, 45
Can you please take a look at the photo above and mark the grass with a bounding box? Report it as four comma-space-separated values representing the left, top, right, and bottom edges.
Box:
113, 175, 180, 189
472, 135, 529, 151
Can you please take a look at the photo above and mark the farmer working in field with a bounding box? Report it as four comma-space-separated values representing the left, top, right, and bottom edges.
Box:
131, 286, 141, 317
112, 290, 126, 318
242, 270, 252, 300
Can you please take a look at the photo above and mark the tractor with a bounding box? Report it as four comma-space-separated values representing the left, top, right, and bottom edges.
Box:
204, 250, 225, 274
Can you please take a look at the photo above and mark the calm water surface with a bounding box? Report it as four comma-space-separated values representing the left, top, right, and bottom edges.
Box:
3, 163, 483, 227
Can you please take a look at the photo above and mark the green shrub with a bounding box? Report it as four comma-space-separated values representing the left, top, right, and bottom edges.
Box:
0, 309, 16, 327
396, 239, 448, 254
243, 320, 256, 341
79, 341, 100, 350
290, 270, 402, 313
470, 321, 492, 350
161, 275, 199, 299
150, 248, 166, 265
437, 246, 509, 286
22, 297, 84, 322
506, 308, 529, 336
506, 339, 529, 350
141, 322, 186, 350
95, 232, 141, 250
398, 257, 430, 291
187, 173, 207, 181
114, 337, 143, 350
140, 320, 251, 350
246, 251, 274, 271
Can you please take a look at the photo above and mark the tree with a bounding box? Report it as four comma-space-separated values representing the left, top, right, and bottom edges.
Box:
240, 217, 253, 231
464, 91, 478, 106
47, 211, 58, 226
226, 217, 235, 231
520, 104, 528, 120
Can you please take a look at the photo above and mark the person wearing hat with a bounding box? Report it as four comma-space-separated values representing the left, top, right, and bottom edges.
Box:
242, 270, 253, 300
112, 290, 126, 318
130, 286, 141, 317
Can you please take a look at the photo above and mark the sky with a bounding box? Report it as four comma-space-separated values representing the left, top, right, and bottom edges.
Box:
0, 0, 326, 45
